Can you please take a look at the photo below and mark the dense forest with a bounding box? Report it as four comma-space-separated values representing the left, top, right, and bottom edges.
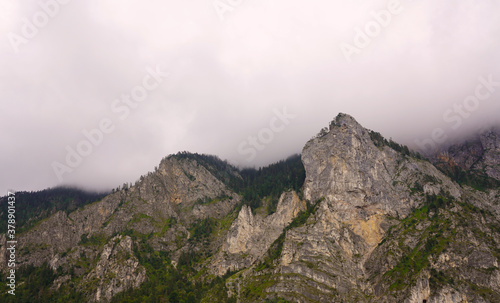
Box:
0, 187, 108, 234
434, 163, 500, 192
171, 152, 306, 214
237, 155, 305, 214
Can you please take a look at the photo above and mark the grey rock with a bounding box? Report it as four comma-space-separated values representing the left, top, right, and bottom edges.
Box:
1, 113, 499, 303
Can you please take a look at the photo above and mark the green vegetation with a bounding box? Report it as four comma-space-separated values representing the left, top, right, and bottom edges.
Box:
381, 193, 500, 300
183, 169, 196, 181
257, 198, 322, 271
409, 181, 424, 195
0, 263, 84, 303
0, 187, 107, 234
190, 218, 217, 242
237, 154, 306, 213
256, 232, 286, 271
171, 152, 305, 214
264, 297, 293, 303
109, 238, 236, 303
128, 213, 154, 226
384, 195, 455, 292
429, 268, 454, 290
436, 164, 500, 191
194, 195, 231, 206
368, 130, 423, 159
241, 274, 277, 301
169, 152, 242, 189
79, 232, 108, 247
287, 198, 322, 229
110, 216, 239, 302
0, 254, 238, 303
157, 217, 177, 236
218, 212, 236, 233
242, 273, 315, 302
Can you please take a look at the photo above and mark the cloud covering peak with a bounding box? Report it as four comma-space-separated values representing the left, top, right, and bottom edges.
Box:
1, 0, 499, 193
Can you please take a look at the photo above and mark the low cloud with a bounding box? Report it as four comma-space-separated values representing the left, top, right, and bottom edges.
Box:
1, 0, 499, 193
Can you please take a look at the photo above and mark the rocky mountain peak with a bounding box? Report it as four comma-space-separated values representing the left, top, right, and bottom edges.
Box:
432, 126, 500, 185
2, 114, 499, 303
331, 112, 362, 127
299, 113, 463, 270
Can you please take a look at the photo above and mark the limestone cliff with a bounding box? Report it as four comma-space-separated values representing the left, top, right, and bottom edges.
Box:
0, 155, 239, 301
210, 191, 306, 276
433, 127, 500, 182
226, 114, 500, 303
1, 113, 499, 303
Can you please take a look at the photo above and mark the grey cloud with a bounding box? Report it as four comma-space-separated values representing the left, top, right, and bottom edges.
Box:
1, 0, 499, 193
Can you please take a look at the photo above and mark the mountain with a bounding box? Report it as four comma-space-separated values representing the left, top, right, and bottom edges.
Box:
1, 113, 499, 303
430, 127, 500, 191
0, 187, 108, 234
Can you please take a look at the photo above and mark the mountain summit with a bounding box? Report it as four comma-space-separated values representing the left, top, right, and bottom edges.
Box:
1, 113, 499, 302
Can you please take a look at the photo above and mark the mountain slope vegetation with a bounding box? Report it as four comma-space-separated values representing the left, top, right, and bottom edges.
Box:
1, 113, 498, 303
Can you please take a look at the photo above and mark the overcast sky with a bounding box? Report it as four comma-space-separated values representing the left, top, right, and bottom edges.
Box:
1, 0, 499, 194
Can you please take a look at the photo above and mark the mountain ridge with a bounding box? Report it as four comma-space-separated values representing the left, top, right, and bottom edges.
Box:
1, 113, 499, 302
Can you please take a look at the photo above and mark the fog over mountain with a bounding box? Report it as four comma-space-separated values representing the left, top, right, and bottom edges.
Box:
1, 0, 499, 194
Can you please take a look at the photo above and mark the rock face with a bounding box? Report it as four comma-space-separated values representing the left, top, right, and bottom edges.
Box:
84, 235, 146, 302
302, 114, 460, 220
225, 114, 500, 303
0, 155, 239, 301
298, 114, 460, 262
210, 191, 306, 275
433, 127, 500, 181
1, 113, 499, 303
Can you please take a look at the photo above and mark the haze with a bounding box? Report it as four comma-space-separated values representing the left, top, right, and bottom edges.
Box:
1, 0, 499, 194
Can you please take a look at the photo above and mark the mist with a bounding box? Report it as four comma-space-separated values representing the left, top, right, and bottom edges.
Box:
1, 0, 499, 194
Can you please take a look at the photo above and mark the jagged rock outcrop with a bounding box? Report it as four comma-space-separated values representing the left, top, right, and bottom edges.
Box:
210, 191, 306, 275
83, 235, 146, 302
244, 114, 460, 300
0, 155, 239, 301
1, 113, 499, 303
433, 127, 500, 182
302, 114, 460, 220
230, 114, 500, 303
